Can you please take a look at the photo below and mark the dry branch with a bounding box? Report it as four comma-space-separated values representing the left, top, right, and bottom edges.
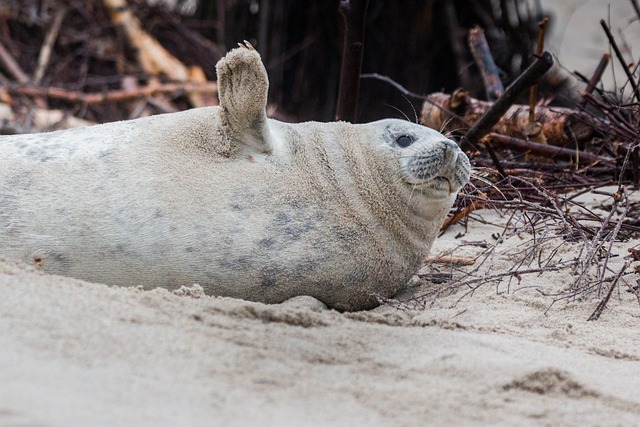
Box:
5, 81, 218, 106
587, 263, 628, 321
579, 53, 610, 108
600, 19, 640, 102
468, 26, 504, 101
425, 255, 476, 266
440, 192, 487, 232
0, 41, 29, 83
409, 177, 636, 318
33, 9, 67, 85
458, 51, 554, 149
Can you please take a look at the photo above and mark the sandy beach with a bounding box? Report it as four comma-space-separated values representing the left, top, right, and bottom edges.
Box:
2, 185, 640, 426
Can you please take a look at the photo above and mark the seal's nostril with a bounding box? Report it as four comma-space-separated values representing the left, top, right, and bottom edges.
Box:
440, 140, 459, 151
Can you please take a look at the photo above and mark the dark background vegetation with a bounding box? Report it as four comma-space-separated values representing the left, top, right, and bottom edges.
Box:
0, 0, 551, 124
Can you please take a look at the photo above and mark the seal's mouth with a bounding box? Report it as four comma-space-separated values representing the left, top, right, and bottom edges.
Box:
434, 176, 451, 187
426, 176, 454, 193
405, 175, 453, 194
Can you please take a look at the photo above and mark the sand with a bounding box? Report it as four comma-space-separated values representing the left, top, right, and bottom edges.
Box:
546, 0, 640, 91
2, 184, 640, 426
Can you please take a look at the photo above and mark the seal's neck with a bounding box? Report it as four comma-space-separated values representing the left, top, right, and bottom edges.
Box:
337, 129, 450, 252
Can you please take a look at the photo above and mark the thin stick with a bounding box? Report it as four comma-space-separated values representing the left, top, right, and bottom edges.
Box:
440, 198, 485, 232
360, 73, 474, 129
360, 73, 428, 100
468, 26, 504, 101
529, 17, 548, 124
0, 41, 29, 83
425, 255, 476, 266
428, 264, 574, 298
335, 0, 370, 122
7, 81, 218, 105
600, 19, 640, 102
587, 262, 629, 321
579, 53, 610, 107
33, 9, 67, 85
485, 142, 508, 179
574, 71, 608, 100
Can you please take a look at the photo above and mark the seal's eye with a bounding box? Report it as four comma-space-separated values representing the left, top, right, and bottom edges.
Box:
396, 135, 414, 148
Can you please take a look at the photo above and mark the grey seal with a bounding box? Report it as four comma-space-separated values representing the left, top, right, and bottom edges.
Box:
0, 42, 470, 311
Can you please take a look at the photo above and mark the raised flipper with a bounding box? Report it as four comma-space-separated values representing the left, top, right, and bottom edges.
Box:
216, 41, 273, 155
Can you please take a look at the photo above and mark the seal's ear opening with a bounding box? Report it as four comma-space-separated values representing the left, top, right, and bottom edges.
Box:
216, 41, 273, 156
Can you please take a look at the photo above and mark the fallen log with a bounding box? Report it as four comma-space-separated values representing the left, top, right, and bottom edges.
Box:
421, 91, 594, 147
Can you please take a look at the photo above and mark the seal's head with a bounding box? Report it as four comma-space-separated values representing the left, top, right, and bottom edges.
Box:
376, 119, 471, 202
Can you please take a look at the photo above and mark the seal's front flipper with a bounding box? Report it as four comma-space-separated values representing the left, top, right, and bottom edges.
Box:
216, 41, 273, 155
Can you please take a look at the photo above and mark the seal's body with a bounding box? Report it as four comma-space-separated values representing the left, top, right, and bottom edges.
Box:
0, 43, 470, 311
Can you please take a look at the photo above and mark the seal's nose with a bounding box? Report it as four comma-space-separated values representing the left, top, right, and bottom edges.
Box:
440, 139, 461, 163
440, 139, 460, 151
436, 139, 470, 192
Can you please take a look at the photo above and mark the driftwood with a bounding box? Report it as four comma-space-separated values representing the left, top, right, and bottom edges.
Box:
103, 0, 214, 108
421, 91, 594, 147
